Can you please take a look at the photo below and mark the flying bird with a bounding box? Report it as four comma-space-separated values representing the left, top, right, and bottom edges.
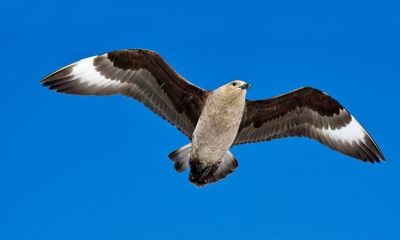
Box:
41, 49, 384, 187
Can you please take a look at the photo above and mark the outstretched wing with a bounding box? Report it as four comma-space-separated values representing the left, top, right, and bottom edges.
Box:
233, 87, 384, 163
41, 49, 207, 138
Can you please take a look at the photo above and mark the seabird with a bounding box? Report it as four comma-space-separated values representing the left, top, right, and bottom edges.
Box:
41, 49, 385, 187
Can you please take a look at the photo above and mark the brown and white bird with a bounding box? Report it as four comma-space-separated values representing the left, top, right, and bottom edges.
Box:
41, 49, 384, 187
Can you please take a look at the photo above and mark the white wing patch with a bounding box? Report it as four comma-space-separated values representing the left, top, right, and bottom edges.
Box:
41, 50, 207, 138
316, 112, 366, 144
71, 55, 122, 90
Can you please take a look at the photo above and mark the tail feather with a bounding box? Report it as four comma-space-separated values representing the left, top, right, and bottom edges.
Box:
168, 144, 191, 172
209, 151, 238, 183
189, 151, 239, 187
169, 144, 239, 186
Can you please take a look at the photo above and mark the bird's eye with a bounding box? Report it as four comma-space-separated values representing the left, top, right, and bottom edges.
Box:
232, 82, 237, 86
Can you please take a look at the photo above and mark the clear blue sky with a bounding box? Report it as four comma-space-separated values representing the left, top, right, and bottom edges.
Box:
1, 0, 399, 239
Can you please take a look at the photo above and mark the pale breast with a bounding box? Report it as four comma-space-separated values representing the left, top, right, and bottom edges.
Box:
191, 91, 245, 164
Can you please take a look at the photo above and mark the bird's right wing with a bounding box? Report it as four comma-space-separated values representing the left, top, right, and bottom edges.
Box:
41, 49, 208, 138
233, 87, 384, 163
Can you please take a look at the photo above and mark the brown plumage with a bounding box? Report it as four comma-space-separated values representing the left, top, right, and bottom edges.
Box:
41, 49, 384, 186
234, 87, 384, 163
42, 49, 207, 138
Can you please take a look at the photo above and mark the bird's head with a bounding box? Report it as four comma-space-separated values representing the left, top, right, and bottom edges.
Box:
213, 80, 251, 103
227, 80, 251, 91
225, 80, 250, 94
221, 80, 251, 93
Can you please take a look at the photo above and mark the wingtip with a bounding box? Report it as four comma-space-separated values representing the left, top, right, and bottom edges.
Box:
40, 65, 74, 86
365, 136, 385, 163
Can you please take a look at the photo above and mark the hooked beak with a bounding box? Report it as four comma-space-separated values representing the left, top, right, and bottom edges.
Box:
240, 83, 251, 90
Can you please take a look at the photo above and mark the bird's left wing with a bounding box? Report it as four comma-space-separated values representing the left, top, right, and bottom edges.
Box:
233, 87, 384, 163
41, 49, 207, 138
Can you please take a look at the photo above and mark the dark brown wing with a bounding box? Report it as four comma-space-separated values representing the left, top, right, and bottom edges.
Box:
234, 87, 384, 163
41, 49, 207, 138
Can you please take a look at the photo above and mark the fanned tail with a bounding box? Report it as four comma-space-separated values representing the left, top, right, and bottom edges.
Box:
169, 145, 239, 187
189, 151, 238, 187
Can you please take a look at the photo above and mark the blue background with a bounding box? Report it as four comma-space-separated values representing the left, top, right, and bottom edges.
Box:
1, 0, 399, 239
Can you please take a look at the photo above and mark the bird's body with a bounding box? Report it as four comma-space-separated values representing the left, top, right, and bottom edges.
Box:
41, 49, 385, 187
189, 81, 247, 185
193, 82, 246, 164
